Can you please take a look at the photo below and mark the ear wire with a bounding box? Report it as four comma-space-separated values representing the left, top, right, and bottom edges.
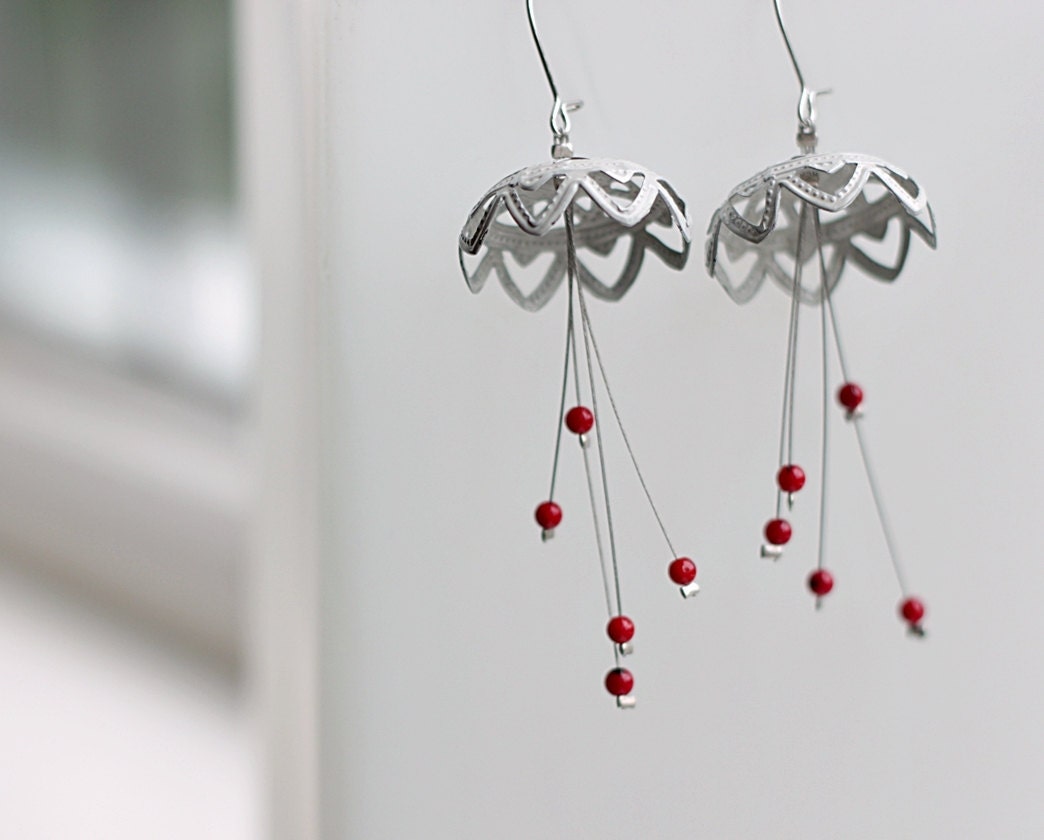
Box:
772, 0, 831, 147
525, 0, 583, 155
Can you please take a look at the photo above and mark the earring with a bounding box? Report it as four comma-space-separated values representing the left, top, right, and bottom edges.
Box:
705, 0, 936, 635
459, 1, 695, 707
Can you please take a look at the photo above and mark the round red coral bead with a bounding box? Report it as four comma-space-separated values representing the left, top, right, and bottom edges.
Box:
899, 596, 926, 624
764, 518, 792, 545
604, 667, 634, 696
606, 616, 635, 644
534, 501, 562, 529
565, 406, 594, 435
668, 557, 697, 586
808, 569, 834, 596
838, 382, 864, 412
777, 464, 806, 493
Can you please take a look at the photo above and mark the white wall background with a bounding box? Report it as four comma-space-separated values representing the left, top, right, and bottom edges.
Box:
298, 1, 1043, 837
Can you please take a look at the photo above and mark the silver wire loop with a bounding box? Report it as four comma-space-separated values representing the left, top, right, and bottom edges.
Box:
526, 0, 583, 150
772, 0, 830, 142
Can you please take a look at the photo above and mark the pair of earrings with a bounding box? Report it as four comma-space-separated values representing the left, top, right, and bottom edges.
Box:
458, 0, 936, 708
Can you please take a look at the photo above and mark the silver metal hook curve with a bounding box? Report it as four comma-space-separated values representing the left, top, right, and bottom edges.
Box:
773, 0, 806, 92
526, 0, 581, 149
772, 0, 829, 141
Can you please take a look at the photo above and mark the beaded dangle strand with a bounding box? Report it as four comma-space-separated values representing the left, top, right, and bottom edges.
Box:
460, 0, 697, 705
705, 0, 936, 634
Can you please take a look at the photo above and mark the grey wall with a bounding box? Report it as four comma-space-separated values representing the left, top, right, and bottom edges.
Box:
318, 1, 1044, 837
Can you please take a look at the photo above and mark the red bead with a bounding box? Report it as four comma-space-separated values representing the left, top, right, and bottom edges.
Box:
764, 518, 792, 545
534, 501, 562, 529
777, 464, 806, 493
899, 596, 925, 624
838, 382, 864, 411
565, 406, 594, 435
604, 667, 634, 697
668, 557, 697, 586
606, 616, 635, 644
808, 569, 834, 596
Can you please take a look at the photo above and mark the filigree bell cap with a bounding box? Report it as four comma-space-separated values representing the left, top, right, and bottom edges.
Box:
459, 157, 692, 312
706, 152, 936, 304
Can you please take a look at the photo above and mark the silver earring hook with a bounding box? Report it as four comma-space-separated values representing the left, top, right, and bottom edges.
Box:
526, 0, 582, 156
772, 0, 830, 146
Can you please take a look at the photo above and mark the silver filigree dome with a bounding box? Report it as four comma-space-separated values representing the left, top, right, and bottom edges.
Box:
706, 152, 936, 304
460, 158, 691, 312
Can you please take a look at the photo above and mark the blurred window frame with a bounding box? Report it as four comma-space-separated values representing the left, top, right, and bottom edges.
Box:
0, 0, 249, 670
